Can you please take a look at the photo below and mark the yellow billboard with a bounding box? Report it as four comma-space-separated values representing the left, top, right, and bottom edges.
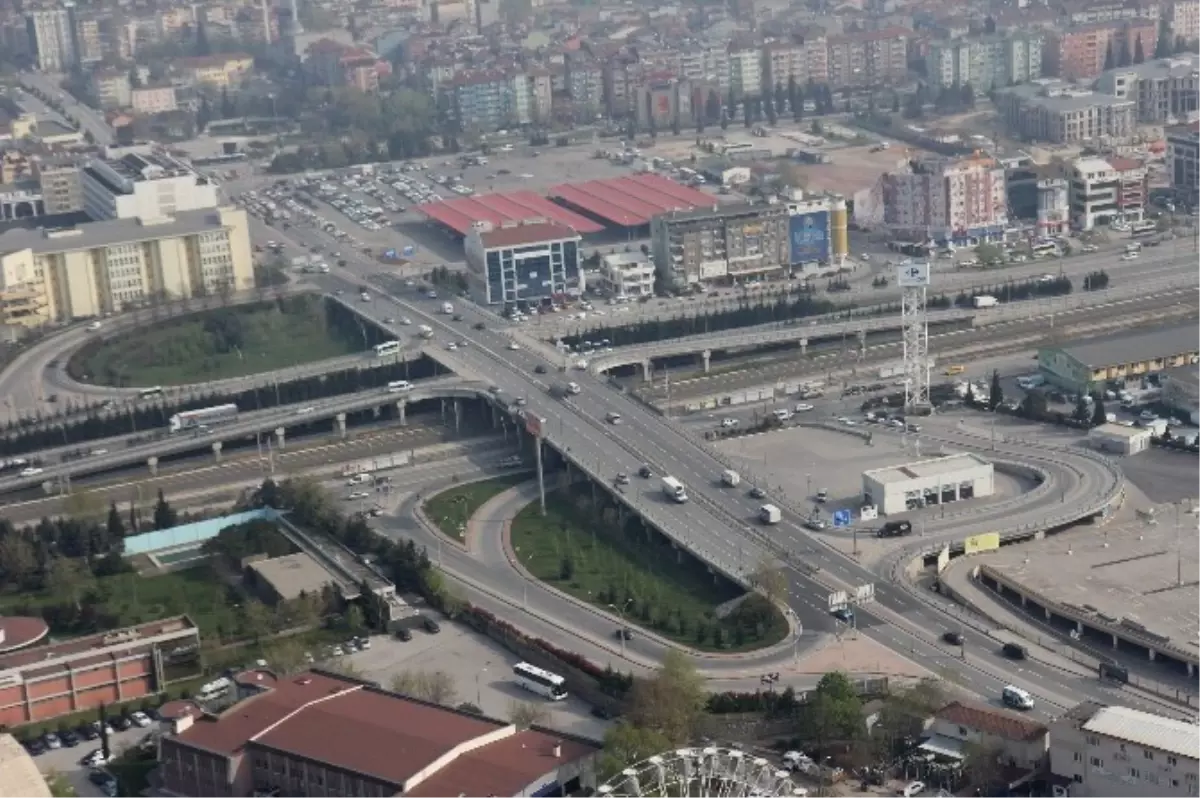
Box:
936, 546, 950, 574
963, 532, 1000, 555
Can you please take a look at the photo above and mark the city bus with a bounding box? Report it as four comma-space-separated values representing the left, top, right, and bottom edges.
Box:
168, 404, 240, 433
1129, 220, 1157, 237
139, 386, 164, 399
512, 662, 568, 700
374, 340, 401, 357
1030, 241, 1058, 257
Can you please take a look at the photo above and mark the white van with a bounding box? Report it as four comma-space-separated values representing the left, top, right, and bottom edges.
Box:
721, 469, 741, 487
346, 473, 371, 486
1002, 685, 1034, 710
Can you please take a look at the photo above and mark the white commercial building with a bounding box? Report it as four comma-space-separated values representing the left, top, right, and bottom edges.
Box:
866, 154, 1008, 246
81, 148, 219, 221
1095, 55, 1200, 124
1088, 423, 1153, 455
1050, 702, 1199, 797
1059, 156, 1147, 231
598, 252, 655, 299
25, 9, 76, 73
862, 453, 994, 516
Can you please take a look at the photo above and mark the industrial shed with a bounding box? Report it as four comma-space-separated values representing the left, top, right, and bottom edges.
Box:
1088, 423, 1153, 455
863, 453, 995, 515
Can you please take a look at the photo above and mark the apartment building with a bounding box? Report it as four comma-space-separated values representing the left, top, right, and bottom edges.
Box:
0, 206, 254, 323
826, 26, 910, 88
1058, 155, 1147, 229
1050, 702, 1198, 797
1166, 122, 1199, 204
25, 9, 77, 72
172, 53, 255, 89
91, 69, 132, 110
597, 252, 655, 298
995, 80, 1136, 145
81, 149, 220, 221
1062, 0, 1159, 25
762, 37, 828, 90
446, 69, 545, 132
565, 54, 605, 115
677, 44, 731, 93
131, 85, 179, 115
1046, 20, 1159, 81
1168, 0, 1200, 44
72, 13, 105, 65
874, 154, 1008, 245
635, 76, 698, 130
651, 202, 791, 288
1095, 55, 1200, 123
35, 160, 84, 215
728, 45, 764, 98
927, 32, 1044, 91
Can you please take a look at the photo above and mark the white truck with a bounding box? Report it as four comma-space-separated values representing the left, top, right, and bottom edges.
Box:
441, 301, 454, 314
759, 504, 782, 524
416, 324, 434, 339
661, 476, 688, 503
973, 295, 999, 309
721, 469, 741, 487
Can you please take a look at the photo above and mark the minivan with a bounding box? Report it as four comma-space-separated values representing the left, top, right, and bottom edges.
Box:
1002, 684, 1035, 710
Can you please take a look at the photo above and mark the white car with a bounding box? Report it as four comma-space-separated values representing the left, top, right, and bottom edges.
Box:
87, 320, 102, 331
19, 467, 43, 477
794, 403, 814, 412
82, 748, 110, 767
295, 406, 315, 415
44, 733, 62, 750
446, 342, 458, 350
720, 418, 739, 428
507, 342, 520, 350
345, 491, 369, 501
1121, 252, 1139, 260
400, 317, 412, 325
130, 710, 152, 728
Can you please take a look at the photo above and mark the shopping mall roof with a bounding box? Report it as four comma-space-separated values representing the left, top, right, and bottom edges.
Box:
547, 173, 717, 227
416, 190, 604, 235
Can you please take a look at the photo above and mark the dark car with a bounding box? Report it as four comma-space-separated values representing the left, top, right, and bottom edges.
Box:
89, 770, 118, 797
590, 705, 614, 720
24, 738, 46, 756
473, 321, 486, 330
395, 627, 412, 642
77, 723, 98, 741
749, 486, 766, 499
534, 365, 547, 374
638, 465, 653, 478
422, 616, 441, 634
615, 627, 634, 641
112, 716, 132, 731
452, 313, 463, 321
831, 607, 854, 624
60, 729, 81, 747
1002, 642, 1027, 660
942, 630, 964, 646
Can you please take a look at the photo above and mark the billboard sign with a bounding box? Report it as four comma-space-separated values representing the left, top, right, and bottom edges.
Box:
936, 545, 950, 574
827, 590, 848, 611
789, 211, 830, 265
832, 509, 852, 527
897, 262, 930, 286
859, 505, 878, 522
963, 531, 1000, 555
853, 583, 875, 603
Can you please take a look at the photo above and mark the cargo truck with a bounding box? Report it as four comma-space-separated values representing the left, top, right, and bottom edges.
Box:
973, 295, 998, 309
759, 504, 782, 524
417, 325, 434, 339
721, 469, 741, 487
661, 476, 688, 503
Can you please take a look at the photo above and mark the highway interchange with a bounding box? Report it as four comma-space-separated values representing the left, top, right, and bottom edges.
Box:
2, 169, 1195, 724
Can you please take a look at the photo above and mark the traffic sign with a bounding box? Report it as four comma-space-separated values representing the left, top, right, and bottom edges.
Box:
832, 509, 852, 527
854, 584, 876, 604
827, 590, 848, 611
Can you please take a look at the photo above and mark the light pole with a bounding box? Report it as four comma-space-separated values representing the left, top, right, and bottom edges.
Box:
608, 598, 635, 655
476, 664, 489, 706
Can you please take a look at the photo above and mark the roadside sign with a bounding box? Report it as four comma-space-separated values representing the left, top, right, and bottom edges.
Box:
832, 509, 852, 527
827, 590, 848, 611
859, 505, 878, 522
854, 584, 876, 604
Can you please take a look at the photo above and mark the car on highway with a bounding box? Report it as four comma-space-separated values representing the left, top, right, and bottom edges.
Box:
803, 518, 827, 531
1121, 252, 1139, 260
606, 412, 622, 425
295, 406, 315, 415
507, 341, 520, 350
422, 616, 441, 634
1139, 410, 1157, 420
748, 486, 766, 499
720, 418, 739, 428
794, 403, 814, 412
615, 627, 634, 641
395, 627, 412, 641
534, 365, 547, 374
19, 466, 43, 477
400, 317, 412, 325
345, 491, 369, 500
615, 473, 630, 485
638, 465, 653, 478
942, 630, 964, 646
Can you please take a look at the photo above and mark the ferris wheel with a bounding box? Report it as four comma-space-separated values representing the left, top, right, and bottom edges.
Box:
597, 746, 804, 798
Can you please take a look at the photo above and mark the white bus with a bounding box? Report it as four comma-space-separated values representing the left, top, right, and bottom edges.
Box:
1129, 220, 1157, 237
374, 340, 401, 357
169, 403, 240, 432
1030, 241, 1058, 257
198, 677, 233, 702
386, 380, 412, 393
139, 386, 164, 399
512, 662, 568, 700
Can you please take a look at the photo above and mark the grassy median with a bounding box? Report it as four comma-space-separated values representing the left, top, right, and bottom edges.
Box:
509, 491, 788, 652
423, 473, 532, 541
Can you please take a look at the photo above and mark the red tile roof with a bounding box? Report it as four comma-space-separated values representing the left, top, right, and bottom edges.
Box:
417, 191, 604, 235
479, 222, 580, 248
548, 174, 717, 227
936, 701, 1049, 742
0, 617, 195, 672
405, 729, 598, 797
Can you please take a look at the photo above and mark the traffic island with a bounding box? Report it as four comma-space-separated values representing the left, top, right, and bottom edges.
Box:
507, 489, 789, 653
422, 473, 531, 544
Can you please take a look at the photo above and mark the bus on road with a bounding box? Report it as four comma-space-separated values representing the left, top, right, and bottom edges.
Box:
512, 662, 568, 700
139, 386, 164, 399
169, 404, 239, 433
1129, 220, 1157, 237
374, 340, 401, 357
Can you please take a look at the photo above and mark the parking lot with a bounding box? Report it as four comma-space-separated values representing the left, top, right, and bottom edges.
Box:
340, 617, 611, 740
31, 722, 153, 798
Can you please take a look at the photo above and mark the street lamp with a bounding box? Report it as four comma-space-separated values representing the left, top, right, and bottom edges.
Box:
608, 598, 635, 655
476, 663, 489, 706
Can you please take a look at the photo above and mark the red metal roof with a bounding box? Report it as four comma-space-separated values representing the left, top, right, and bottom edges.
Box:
548, 173, 717, 227
479, 222, 580, 248
417, 190, 604, 235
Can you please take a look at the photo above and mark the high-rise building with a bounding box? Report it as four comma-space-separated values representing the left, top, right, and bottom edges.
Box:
0, 206, 255, 324
25, 9, 77, 72
651, 203, 791, 288
927, 32, 1044, 91
994, 79, 1137, 144
871, 154, 1008, 245
81, 149, 220, 221
1095, 54, 1200, 123
1045, 20, 1159, 81
825, 26, 910, 88
1166, 122, 1199, 205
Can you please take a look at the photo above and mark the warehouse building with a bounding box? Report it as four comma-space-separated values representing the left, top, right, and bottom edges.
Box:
1088, 423, 1153, 455
863, 453, 995, 516
1037, 324, 1199, 396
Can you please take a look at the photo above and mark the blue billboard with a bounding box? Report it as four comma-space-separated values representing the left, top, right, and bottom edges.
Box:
789, 210, 830, 265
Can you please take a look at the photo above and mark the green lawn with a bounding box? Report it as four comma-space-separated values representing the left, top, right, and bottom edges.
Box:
509, 492, 788, 652
423, 473, 531, 541
71, 296, 360, 386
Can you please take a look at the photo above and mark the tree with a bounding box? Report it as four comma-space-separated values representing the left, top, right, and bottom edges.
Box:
1134, 36, 1146, 63
749, 556, 787, 606
194, 20, 211, 56
509, 700, 551, 728
45, 557, 92, 611
599, 722, 672, 782
989, 369, 1003, 410
0, 533, 37, 588
1019, 390, 1048, 419
705, 90, 721, 124
220, 86, 235, 119
1104, 40, 1116, 70
345, 603, 365, 632
1155, 19, 1173, 58
1118, 36, 1132, 67
625, 650, 705, 744
801, 671, 863, 745
153, 489, 177, 530
389, 670, 457, 704
240, 599, 272, 643
1073, 395, 1091, 423
961, 82, 976, 107
1091, 394, 1109, 427
106, 502, 125, 545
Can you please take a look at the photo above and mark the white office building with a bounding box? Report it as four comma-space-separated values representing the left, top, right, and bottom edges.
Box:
1050, 702, 1199, 797
597, 252, 655, 299
862, 453, 995, 515
25, 8, 77, 73
81, 149, 219, 222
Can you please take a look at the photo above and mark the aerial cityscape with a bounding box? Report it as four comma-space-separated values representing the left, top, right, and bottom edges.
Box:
0, 0, 1196, 794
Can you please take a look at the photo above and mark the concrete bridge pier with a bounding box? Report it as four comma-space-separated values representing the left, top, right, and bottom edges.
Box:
857, 328, 866, 355
452, 398, 461, 434
700, 349, 711, 373
534, 436, 547, 516
335, 413, 347, 440
147, 456, 158, 476
397, 400, 407, 426
211, 442, 222, 463
275, 427, 286, 450
800, 337, 808, 357
642, 359, 653, 383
